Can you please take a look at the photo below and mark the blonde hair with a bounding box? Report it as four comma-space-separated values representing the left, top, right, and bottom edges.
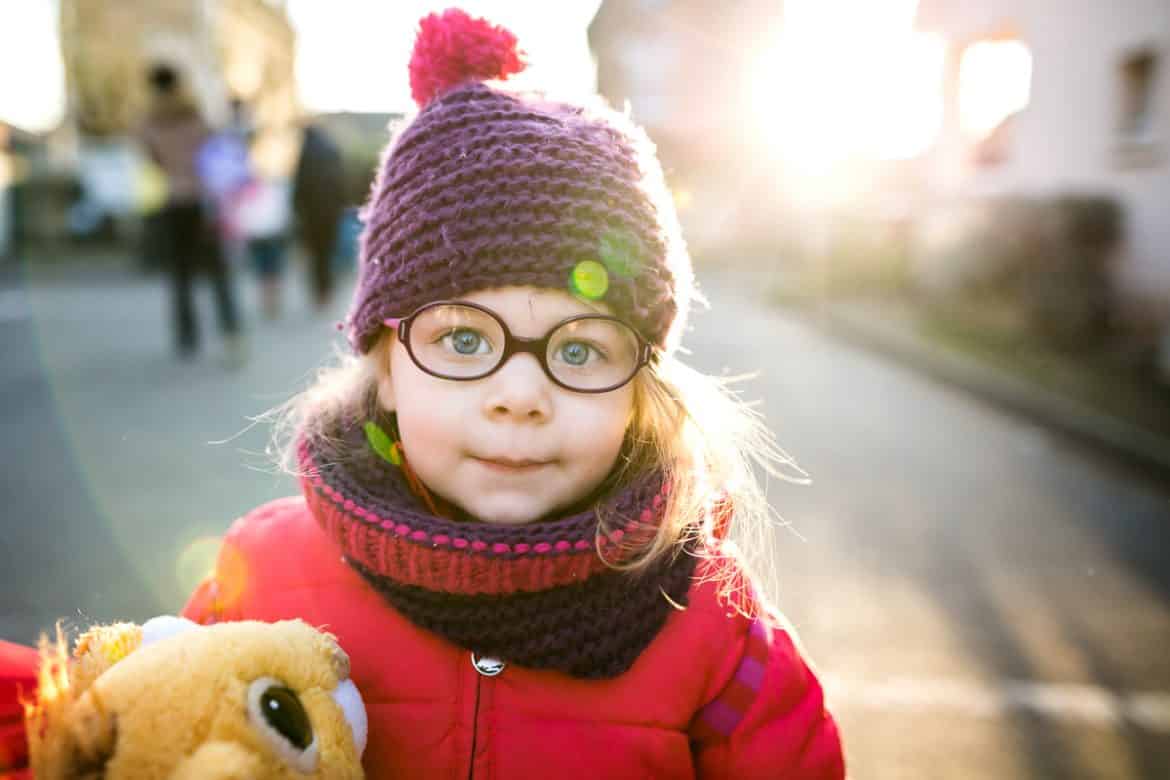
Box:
609, 353, 804, 609
270, 330, 803, 612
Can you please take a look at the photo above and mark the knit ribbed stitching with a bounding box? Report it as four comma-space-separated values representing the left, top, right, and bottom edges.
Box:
386, 127, 638, 196
388, 141, 647, 203
391, 101, 563, 159
377, 175, 660, 246
366, 177, 662, 264
349, 541, 697, 679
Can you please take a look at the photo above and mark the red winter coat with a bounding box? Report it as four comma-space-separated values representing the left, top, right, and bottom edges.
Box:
184, 497, 844, 779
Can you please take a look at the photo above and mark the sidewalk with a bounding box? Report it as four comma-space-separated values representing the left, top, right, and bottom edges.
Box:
780, 292, 1170, 477
0, 247, 146, 294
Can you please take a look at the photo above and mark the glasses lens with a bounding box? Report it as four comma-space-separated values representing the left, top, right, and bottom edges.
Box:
547, 318, 642, 391
408, 304, 506, 378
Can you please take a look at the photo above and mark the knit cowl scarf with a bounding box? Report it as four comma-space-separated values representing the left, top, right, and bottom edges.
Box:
298, 420, 699, 679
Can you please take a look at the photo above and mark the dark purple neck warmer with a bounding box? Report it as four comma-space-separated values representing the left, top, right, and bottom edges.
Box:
300, 421, 698, 679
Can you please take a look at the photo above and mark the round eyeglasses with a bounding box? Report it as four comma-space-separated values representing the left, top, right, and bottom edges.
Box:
384, 301, 652, 393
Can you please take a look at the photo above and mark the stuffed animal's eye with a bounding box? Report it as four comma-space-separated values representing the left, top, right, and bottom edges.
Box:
247, 677, 319, 773
260, 685, 312, 748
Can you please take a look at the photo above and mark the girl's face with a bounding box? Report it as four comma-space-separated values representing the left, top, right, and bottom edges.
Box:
379, 286, 636, 525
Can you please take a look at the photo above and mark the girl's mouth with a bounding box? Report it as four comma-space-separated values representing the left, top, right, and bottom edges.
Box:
472, 456, 552, 472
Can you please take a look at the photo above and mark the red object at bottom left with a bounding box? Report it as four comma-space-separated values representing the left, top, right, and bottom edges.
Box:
0, 639, 37, 779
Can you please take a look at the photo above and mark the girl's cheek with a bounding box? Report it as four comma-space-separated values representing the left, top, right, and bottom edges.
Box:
574, 398, 632, 450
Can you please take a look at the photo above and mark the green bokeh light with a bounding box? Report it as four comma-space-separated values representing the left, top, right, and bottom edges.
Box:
570, 259, 610, 300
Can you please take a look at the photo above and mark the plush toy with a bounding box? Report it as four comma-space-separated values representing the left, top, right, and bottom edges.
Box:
10, 616, 367, 779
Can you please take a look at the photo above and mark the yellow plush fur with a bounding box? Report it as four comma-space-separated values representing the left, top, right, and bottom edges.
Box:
24, 619, 365, 779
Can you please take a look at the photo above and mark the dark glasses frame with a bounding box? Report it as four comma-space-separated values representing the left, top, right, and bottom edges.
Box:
383, 300, 653, 393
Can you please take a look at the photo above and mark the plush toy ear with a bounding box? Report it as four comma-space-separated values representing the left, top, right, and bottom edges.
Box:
69, 622, 143, 697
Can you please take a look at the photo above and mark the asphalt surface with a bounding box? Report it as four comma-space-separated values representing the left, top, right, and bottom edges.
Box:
2, 260, 1168, 778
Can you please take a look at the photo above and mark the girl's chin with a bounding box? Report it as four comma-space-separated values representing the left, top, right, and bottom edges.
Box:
465, 508, 544, 526
457, 495, 555, 526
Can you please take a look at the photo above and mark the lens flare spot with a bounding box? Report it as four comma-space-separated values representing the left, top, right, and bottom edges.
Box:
570, 259, 609, 300
598, 229, 640, 278
213, 540, 249, 610
176, 536, 225, 596
364, 421, 402, 466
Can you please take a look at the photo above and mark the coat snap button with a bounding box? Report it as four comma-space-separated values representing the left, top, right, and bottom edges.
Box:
471, 653, 506, 676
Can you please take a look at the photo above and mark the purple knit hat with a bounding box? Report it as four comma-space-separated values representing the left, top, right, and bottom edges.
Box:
346, 8, 693, 354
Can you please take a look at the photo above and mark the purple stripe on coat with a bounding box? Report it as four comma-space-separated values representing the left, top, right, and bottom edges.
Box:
697, 700, 743, 737
734, 656, 767, 690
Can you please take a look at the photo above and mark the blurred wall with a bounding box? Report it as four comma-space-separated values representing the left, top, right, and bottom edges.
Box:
919, 0, 1170, 316
43, 0, 300, 245
589, 0, 790, 259
58, 0, 296, 137
592, 0, 1168, 323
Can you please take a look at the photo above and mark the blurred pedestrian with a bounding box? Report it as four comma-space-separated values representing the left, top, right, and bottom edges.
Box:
199, 98, 289, 320
196, 98, 254, 219
138, 63, 244, 365
291, 121, 346, 310
231, 175, 291, 320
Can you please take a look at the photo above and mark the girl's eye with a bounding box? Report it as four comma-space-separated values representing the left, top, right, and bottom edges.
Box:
442, 328, 491, 355
559, 341, 599, 366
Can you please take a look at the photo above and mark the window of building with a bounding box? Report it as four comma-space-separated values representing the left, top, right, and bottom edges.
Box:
1119, 48, 1159, 138
1115, 47, 1163, 168
958, 38, 1032, 137
957, 37, 1032, 166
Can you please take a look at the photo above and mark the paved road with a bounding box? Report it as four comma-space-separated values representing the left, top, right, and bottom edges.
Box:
692, 273, 1170, 779
2, 262, 1168, 778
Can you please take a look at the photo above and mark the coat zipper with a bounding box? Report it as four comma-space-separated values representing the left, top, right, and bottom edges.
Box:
467, 671, 483, 780
467, 653, 504, 779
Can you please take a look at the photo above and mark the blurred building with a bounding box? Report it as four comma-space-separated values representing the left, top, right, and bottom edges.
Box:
589, 0, 793, 257
1, 121, 54, 256
59, 0, 296, 138
916, 0, 1169, 325
311, 112, 405, 205
592, 0, 1169, 339
45, 0, 298, 242
0, 123, 17, 259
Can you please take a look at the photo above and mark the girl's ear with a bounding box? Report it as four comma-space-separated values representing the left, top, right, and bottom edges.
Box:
375, 337, 397, 412
377, 373, 396, 412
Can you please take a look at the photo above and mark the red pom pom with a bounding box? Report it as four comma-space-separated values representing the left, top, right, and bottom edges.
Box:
408, 8, 526, 108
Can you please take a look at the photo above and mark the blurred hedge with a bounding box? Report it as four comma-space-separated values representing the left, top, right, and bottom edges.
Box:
912, 194, 1124, 351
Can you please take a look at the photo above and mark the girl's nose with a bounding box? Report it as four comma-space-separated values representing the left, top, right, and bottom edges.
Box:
481, 352, 552, 422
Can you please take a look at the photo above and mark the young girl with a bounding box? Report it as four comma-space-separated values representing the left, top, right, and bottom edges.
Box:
184, 9, 844, 778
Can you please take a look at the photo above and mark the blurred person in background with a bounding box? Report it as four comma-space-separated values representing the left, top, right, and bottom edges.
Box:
201, 97, 292, 321
291, 120, 346, 311
196, 96, 254, 260
233, 172, 292, 320
138, 62, 244, 365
